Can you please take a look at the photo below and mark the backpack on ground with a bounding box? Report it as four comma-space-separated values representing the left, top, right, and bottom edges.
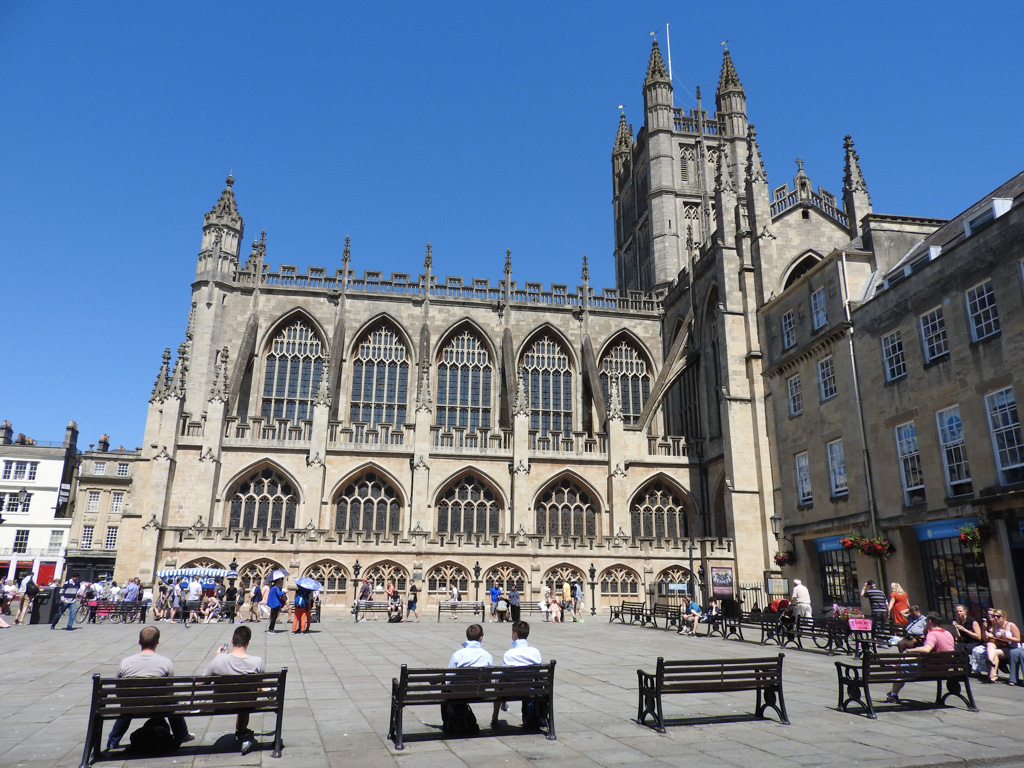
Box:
440, 701, 479, 735
522, 697, 548, 728
128, 717, 179, 754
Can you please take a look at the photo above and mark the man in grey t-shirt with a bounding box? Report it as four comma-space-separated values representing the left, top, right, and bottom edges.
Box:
107, 627, 193, 752
205, 625, 265, 755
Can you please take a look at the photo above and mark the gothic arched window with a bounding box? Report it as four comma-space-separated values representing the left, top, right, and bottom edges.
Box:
630, 480, 688, 540
535, 478, 597, 539
334, 472, 401, 536
521, 334, 572, 436
600, 566, 640, 596
228, 467, 298, 531
436, 329, 492, 432
436, 475, 501, 537
350, 323, 409, 426
303, 561, 348, 593
261, 318, 326, 422
425, 562, 469, 594
543, 564, 584, 593
485, 564, 525, 593
363, 561, 408, 592
600, 339, 651, 425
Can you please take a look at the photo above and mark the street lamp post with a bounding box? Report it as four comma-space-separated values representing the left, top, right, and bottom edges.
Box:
687, 539, 695, 601
352, 560, 361, 604
588, 563, 596, 616
473, 561, 482, 602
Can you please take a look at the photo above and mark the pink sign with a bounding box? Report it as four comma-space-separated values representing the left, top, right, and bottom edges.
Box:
848, 618, 873, 631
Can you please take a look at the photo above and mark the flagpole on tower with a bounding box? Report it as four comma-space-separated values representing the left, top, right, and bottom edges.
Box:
665, 23, 672, 83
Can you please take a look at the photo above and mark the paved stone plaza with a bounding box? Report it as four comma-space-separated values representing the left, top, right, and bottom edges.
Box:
2, 615, 1023, 768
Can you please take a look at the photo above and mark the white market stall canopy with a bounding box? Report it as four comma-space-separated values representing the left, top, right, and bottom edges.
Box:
156, 568, 238, 583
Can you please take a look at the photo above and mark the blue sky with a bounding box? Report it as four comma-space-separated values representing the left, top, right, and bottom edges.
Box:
1, 2, 1022, 449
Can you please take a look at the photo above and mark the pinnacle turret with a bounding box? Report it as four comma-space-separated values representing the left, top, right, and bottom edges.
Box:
717, 48, 744, 94
715, 47, 747, 139
645, 39, 669, 84
745, 125, 767, 185
842, 135, 872, 238
199, 174, 244, 269
614, 112, 632, 152
843, 135, 870, 196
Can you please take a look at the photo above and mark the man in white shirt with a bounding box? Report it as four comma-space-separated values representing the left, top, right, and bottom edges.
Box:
187, 577, 203, 602
791, 579, 812, 619
492, 620, 543, 728
448, 624, 493, 668
443, 624, 492, 734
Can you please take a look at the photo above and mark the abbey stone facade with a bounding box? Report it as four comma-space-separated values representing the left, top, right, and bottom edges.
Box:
115, 42, 881, 614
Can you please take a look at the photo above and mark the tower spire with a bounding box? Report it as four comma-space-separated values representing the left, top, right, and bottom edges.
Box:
645, 39, 669, 84
199, 175, 244, 269
716, 46, 747, 140
614, 111, 631, 152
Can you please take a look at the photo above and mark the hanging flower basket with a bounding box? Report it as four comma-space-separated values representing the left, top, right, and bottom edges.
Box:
958, 523, 991, 556
840, 532, 895, 559
773, 550, 796, 567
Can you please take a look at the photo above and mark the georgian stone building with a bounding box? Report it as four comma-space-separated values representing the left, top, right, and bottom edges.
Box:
114, 42, 915, 614
761, 171, 1024, 619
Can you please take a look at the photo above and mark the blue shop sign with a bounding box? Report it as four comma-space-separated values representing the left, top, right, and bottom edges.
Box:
911, 517, 978, 541
815, 535, 846, 552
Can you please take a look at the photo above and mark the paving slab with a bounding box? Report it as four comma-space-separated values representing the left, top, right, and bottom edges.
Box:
1, 616, 1023, 767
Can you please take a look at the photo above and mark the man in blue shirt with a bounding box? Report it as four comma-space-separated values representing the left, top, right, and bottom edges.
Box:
488, 585, 501, 623
680, 598, 702, 636
265, 578, 286, 633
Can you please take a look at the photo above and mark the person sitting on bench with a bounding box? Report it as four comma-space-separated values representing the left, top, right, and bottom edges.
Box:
887, 613, 953, 703
106, 627, 194, 752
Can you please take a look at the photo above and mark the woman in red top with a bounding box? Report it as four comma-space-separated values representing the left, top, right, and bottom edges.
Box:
888, 583, 910, 626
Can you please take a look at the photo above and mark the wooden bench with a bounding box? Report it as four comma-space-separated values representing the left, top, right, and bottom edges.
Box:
636, 655, 789, 732
835, 649, 976, 718
436, 600, 485, 622
387, 662, 557, 749
609, 600, 652, 627
79, 669, 287, 767
651, 603, 684, 631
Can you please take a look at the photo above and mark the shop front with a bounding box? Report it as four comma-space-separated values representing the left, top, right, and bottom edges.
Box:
912, 517, 990, 620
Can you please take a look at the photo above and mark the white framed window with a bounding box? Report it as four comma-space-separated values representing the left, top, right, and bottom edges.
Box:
86, 491, 100, 514
881, 330, 906, 381
895, 422, 925, 505
966, 281, 999, 341
94, 461, 106, 475
110, 492, 125, 515
116, 463, 129, 477
4, 461, 36, 481
47, 529, 63, 555
781, 310, 796, 349
104, 527, 118, 549
787, 374, 803, 416
936, 405, 972, 496
920, 307, 949, 362
795, 451, 812, 504
81, 525, 94, 549
3, 492, 31, 513
818, 356, 837, 400
985, 387, 1024, 485
811, 288, 827, 330
827, 439, 848, 496
12, 529, 29, 554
